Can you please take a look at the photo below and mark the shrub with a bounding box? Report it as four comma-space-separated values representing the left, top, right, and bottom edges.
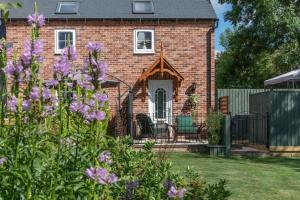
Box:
0, 4, 230, 199
206, 112, 224, 145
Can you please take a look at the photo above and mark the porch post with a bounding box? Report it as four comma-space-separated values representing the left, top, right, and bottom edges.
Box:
128, 87, 134, 139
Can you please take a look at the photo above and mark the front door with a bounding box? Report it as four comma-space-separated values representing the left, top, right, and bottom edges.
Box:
148, 80, 173, 124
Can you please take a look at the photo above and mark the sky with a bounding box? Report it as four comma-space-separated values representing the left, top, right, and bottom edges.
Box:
210, 0, 232, 52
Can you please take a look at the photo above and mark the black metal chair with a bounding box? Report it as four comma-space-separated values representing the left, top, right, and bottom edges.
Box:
136, 114, 170, 141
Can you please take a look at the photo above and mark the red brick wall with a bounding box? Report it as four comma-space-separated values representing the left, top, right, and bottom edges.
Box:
6, 19, 216, 134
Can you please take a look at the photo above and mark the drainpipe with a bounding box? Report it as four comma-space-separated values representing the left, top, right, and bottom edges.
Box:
207, 19, 219, 113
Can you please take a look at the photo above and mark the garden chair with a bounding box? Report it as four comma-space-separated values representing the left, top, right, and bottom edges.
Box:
136, 113, 170, 141
172, 115, 204, 142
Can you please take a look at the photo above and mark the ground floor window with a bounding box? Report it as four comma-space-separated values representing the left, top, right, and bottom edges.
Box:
55, 29, 75, 54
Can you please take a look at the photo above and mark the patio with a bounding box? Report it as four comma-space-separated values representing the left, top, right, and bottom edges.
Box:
132, 113, 208, 145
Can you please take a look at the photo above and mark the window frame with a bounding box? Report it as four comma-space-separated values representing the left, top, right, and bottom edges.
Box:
54, 29, 76, 54
133, 29, 155, 54
56, 1, 79, 14
132, 0, 154, 14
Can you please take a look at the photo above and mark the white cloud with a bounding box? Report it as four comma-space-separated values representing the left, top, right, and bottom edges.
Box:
210, 0, 229, 15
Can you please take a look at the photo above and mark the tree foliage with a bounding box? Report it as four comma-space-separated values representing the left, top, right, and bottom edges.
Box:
217, 0, 300, 88
0, 2, 22, 22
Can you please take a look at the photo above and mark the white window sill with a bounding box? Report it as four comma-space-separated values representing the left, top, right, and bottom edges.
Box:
54, 50, 64, 55
134, 50, 155, 55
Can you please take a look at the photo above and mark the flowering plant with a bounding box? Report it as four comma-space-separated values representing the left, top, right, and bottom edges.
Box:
0, 3, 230, 200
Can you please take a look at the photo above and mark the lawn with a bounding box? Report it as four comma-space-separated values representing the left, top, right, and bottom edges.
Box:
168, 152, 300, 200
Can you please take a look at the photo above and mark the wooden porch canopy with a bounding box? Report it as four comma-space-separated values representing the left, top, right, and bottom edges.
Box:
138, 45, 184, 102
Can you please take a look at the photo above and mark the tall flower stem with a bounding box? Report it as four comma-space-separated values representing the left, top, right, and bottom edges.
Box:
0, 83, 6, 137
51, 83, 64, 199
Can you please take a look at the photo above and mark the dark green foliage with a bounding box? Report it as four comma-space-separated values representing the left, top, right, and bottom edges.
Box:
0, 2, 22, 23
203, 179, 231, 200
217, 0, 300, 88
206, 112, 224, 145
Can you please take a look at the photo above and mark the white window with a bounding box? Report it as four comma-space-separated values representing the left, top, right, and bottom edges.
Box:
56, 2, 79, 14
55, 30, 76, 54
134, 30, 155, 54
132, 1, 154, 14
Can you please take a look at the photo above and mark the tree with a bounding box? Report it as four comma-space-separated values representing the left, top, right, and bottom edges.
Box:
0, 2, 22, 23
217, 0, 300, 88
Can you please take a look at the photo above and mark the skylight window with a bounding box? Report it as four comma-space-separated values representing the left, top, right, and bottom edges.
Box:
56, 2, 78, 14
132, 1, 154, 14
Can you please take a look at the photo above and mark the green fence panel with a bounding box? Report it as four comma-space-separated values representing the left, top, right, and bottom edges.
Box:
270, 91, 300, 147
217, 89, 265, 116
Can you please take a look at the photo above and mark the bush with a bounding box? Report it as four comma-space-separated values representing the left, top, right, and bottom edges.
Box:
206, 112, 224, 145
0, 5, 230, 199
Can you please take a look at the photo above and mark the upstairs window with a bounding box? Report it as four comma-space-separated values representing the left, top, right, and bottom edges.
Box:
55, 30, 76, 54
56, 2, 79, 14
134, 30, 155, 54
132, 1, 154, 14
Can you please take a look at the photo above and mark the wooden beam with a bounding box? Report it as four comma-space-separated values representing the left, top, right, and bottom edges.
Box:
142, 80, 146, 102
270, 146, 300, 152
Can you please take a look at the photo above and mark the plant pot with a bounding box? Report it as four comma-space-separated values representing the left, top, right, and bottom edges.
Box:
206, 145, 226, 156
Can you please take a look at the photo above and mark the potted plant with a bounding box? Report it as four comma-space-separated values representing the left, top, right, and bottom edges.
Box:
205, 111, 226, 156
187, 94, 199, 109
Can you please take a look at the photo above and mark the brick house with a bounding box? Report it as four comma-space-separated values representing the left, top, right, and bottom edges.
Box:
2, 0, 217, 139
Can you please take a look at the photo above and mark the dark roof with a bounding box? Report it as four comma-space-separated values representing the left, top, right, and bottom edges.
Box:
4, 0, 217, 20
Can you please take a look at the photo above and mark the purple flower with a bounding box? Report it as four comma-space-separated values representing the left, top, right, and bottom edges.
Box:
5, 61, 15, 76
7, 47, 13, 56
73, 73, 93, 90
27, 13, 45, 27
87, 99, 96, 107
85, 111, 96, 121
167, 186, 186, 199
94, 93, 108, 107
0, 157, 7, 166
87, 42, 103, 53
79, 104, 90, 116
70, 101, 79, 113
63, 46, 77, 61
24, 69, 32, 81
89, 59, 107, 82
105, 173, 118, 184
164, 180, 175, 190
126, 180, 139, 190
5, 61, 23, 81
7, 96, 18, 112
98, 151, 113, 165
98, 172, 118, 185
32, 39, 43, 57
22, 100, 31, 111
30, 86, 40, 101
42, 88, 51, 100
54, 57, 70, 79
85, 167, 98, 180
95, 111, 105, 121
42, 105, 55, 117
21, 40, 33, 66
44, 80, 58, 88
85, 167, 118, 185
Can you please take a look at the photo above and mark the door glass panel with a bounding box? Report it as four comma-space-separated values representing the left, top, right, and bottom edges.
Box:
155, 88, 166, 119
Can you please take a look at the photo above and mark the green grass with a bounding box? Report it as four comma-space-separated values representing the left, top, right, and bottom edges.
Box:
168, 153, 300, 200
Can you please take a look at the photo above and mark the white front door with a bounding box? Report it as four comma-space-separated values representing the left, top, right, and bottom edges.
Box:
148, 80, 173, 124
